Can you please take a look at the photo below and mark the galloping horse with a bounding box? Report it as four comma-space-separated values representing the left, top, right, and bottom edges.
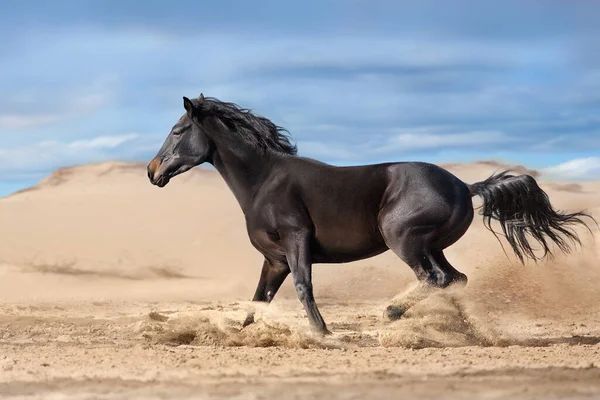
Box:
147, 94, 595, 335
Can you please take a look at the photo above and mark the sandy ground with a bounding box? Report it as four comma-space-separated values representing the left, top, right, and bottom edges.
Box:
1, 160, 599, 399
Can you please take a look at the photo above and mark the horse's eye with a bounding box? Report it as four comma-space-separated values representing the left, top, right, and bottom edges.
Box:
172, 128, 183, 136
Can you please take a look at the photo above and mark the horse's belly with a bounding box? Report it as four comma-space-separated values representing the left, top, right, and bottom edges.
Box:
311, 226, 388, 263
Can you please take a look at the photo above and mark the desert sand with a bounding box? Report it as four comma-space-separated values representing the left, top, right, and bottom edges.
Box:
0, 160, 599, 399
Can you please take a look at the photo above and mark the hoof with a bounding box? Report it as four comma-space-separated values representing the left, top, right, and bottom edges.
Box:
312, 325, 332, 336
242, 314, 255, 328
449, 273, 468, 288
385, 305, 406, 321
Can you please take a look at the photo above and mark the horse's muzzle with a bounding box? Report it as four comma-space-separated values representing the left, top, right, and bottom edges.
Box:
153, 175, 170, 187
147, 158, 170, 187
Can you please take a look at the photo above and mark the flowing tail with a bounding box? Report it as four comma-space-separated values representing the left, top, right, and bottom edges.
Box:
468, 171, 596, 264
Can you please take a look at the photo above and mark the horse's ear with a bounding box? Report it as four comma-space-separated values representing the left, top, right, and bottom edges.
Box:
198, 93, 205, 102
183, 96, 194, 118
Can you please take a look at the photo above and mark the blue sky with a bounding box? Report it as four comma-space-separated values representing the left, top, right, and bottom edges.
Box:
1, 0, 600, 196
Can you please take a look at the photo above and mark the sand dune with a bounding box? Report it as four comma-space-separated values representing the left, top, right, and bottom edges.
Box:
1, 160, 599, 399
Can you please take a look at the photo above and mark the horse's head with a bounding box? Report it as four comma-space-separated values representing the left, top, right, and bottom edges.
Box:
147, 94, 213, 187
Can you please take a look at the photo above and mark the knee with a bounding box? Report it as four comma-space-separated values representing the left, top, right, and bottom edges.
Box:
295, 283, 310, 302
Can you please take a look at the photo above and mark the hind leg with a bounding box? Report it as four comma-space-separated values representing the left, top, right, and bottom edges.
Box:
380, 223, 439, 319
381, 220, 470, 320
384, 250, 467, 319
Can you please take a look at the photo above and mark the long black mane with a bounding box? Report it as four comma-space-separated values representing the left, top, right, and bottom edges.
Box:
200, 96, 297, 155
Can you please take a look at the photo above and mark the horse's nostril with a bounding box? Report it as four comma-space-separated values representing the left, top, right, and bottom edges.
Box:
147, 158, 163, 183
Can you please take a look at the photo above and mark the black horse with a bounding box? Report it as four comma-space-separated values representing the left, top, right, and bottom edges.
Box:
147, 94, 595, 335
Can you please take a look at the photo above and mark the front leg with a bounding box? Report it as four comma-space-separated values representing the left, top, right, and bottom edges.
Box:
242, 259, 290, 327
283, 229, 330, 335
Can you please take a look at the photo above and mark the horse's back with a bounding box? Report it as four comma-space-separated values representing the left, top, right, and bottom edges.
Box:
385, 161, 469, 199
286, 158, 469, 215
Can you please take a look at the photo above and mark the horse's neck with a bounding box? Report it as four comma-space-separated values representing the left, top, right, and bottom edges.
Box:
210, 142, 276, 213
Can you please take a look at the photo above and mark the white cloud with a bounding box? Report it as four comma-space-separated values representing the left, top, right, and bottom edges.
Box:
533, 134, 600, 152
151, 34, 564, 79
67, 134, 140, 150
0, 76, 116, 131
0, 115, 65, 130
0, 134, 154, 179
297, 130, 517, 161
541, 157, 600, 181
377, 131, 514, 153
